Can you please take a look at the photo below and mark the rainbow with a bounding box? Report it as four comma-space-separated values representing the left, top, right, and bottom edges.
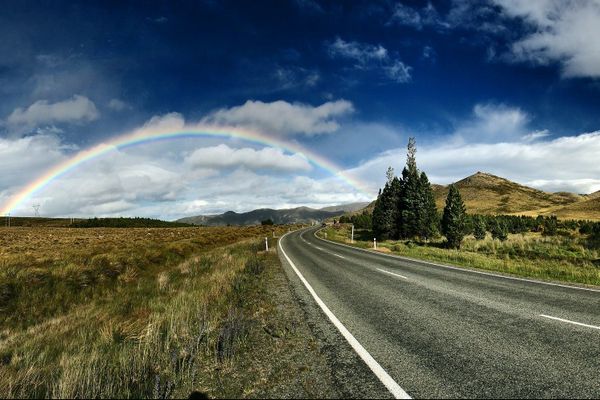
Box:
1, 125, 374, 216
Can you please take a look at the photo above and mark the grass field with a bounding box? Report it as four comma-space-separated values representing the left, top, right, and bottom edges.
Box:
0, 225, 338, 398
318, 224, 600, 287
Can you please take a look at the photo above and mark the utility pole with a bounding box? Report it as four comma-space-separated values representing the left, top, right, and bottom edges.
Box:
351, 224, 354, 243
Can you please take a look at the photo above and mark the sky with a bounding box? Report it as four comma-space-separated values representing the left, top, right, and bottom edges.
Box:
2, 0, 600, 219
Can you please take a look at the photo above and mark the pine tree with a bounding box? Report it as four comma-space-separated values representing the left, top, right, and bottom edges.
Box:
398, 138, 420, 238
490, 219, 508, 241
418, 171, 439, 240
441, 184, 467, 248
372, 168, 401, 240
473, 215, 487, 240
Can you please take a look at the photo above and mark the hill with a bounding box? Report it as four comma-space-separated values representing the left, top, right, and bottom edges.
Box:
354, 172, 600, 220
319, 202, 370, 213
429, 172, 588, 216
177, 206, 345, 226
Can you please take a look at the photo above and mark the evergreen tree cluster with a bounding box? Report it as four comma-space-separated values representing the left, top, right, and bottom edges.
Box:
339, 211, 372, 230
372, 138, 440, 242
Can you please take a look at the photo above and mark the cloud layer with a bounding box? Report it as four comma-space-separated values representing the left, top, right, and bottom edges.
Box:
6, 95, 99, 132
202, 99, 354, 136
185, 144, 312, 171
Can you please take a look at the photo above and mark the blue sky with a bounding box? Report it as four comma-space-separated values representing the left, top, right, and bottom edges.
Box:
2, 0, 600, 218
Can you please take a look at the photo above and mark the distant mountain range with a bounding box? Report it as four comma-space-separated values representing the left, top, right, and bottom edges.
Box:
176, 203, 369, 226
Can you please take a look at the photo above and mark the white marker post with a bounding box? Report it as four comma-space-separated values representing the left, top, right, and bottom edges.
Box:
351, 224, 354, 244
265, 237, 269, 252
374, 238, 377, 250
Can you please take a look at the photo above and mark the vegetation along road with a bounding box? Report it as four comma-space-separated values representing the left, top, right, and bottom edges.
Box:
278, 227, 600, 399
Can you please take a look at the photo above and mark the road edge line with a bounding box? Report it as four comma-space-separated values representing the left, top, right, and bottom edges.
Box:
278, 230, 411, 399
539, 314, 600, 330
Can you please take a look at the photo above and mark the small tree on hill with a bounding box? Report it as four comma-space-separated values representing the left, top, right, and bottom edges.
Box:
490, 219, 508, 241
473, 215, 487, 240
441, 185, 467, 248
542, 215, 558, 236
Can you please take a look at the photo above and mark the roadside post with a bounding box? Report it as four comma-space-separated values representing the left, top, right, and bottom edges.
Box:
374, 238, 377, 250
351, 224, 354, 243
265, 237, 269, 252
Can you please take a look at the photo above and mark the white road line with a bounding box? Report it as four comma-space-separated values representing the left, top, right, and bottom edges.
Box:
313, 229, 600, 294
279, 232, 411, 399
377, 268, 408, 280
539, 314, 600, 330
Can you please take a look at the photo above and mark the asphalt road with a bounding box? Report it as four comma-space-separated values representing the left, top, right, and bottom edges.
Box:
278, 227, 600, 399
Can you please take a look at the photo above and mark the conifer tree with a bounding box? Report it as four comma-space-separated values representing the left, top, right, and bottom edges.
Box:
490, 219, 508, 241
473, 215, 487, 240
398, 138, 421, 238
372, 167, 400, 240
441, 184, 467, 248
418, 171, 439, 240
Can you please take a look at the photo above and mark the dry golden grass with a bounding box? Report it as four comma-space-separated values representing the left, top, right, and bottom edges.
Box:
0, 225, 324, 398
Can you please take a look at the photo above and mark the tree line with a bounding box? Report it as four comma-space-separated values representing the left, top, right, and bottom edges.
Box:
72, 217, 193, 228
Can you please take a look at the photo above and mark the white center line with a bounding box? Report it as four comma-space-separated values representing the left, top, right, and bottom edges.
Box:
279, 232, 411, 399
539, 314, 600, 330
333, 253, 346, 259
376, 268, 409, 280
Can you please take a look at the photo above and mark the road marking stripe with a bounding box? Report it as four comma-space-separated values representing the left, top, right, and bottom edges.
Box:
539, 314, 600, 330
279, 232, 411, 399
314, 229, 600, 293
377, 268, 408, 280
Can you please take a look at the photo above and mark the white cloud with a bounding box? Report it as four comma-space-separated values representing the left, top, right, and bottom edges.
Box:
6, 95, 99, 131
0, 134, 71, 189
347, 130, 600, 195
202, 99, 354, 136
327, 38, 412, 83
494, 0, 600, 78
185, 144, 312, 172
453, 103, 530, 142
328, 37, 388, 64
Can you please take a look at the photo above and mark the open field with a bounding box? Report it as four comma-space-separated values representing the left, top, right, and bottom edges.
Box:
319, 224, 600, 287
0, 225, 339, 398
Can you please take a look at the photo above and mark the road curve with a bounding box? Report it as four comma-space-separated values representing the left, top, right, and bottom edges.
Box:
278, 227, 600, 399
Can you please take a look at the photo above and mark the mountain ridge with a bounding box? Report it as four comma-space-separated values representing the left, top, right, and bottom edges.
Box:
177, 204, 361, 226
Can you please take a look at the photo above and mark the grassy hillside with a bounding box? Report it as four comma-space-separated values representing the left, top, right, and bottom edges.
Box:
431, 172, 582, 214
0, 225, 339, 398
